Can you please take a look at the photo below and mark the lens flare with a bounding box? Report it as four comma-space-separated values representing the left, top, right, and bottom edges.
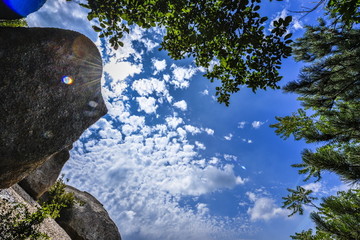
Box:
62, 76, 74, 85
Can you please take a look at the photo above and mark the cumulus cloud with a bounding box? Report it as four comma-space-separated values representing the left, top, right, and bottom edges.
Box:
201, 89, 209, 95
302, 182, 322, 193
224, 133, 233, 141
173, 100, 188, 111
152, 58, 167, 74
166, 116, 184, 129
170, 64, 199, 89
238, 121, 247, 129
195, 141, 206, 150
184, 125, 201, 135
36, 2, 254, 238
252, 121, 264, 129
246, 192, 289, 221
136, 96, 158, 114
204, 128, 214, 135
159, 164, 246, 195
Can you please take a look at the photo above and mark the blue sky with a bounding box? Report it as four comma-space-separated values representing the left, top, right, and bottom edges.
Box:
26, 1, 348, 239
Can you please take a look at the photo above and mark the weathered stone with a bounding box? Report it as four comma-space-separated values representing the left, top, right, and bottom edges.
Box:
0, 184, 72, 240
56, 186, 122, 240
0, 0, 47, 20
19, 145, 72, 200
0, 27, 107, 188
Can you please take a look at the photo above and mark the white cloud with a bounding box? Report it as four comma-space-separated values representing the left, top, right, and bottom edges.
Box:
141, 38, 159, 52
184, 125, 201, 135
238, 121, 247, 129
36, 2, 254, 238
201, 89, 209, 95
152, 58, 167, 74
159, 164, 246, 196
224, 133, 233, 141
292, 18, 303, 30
224, 154, 237, 161
195, 141, 206, 150
165, 116, 184, 129
242, 138, 253, 144
170, 64, 199, 89
196, 203, 209, 215
204, 128, 214, 135
302, 182, 322, 193
105, 60, 143, 85
132, 78, 166, 96
136, 96, 158, 114
246, 192, 289, 221
252, 121, 264, 129
173, 100, 188, 111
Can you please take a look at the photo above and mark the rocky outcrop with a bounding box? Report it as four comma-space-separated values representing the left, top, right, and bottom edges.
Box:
0, 0, 47, 20
56, 186, 122, 240
0, 27, 107, 188
19, 145, 72, 200
0, 184, 72, 240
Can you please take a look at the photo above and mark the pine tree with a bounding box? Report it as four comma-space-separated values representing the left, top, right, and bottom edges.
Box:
271, 16, 360, 239
272, 18, 360, 184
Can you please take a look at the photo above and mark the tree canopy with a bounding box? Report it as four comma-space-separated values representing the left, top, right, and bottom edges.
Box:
69, 0, 293, 105
272, 12, 360, 240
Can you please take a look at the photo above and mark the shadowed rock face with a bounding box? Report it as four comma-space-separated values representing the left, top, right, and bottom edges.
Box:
0, 0, 47, 20
0, 27, 107, 188
19, 145, 72, 200
56, 186, 122, 240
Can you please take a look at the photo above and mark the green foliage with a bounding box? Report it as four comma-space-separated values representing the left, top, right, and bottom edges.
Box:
282, 186, 318, 216
293, 0, 360, 28
0, 200, 49, 240
0, 19, 28, 27
271, 19, 360, 183
0, 178, 81, 240
287, 190, 360, 240
39, 178, 83, 219
326, 0, 360, 27
271, 7, 360, 239
68, 0, 293, 105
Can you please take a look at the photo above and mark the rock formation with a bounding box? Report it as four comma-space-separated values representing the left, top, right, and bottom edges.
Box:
56, 185, 122, 240
19, 145, 72, 200
0, 0, 47, 20
0, 184, 72, 240
0, 27, 107, 188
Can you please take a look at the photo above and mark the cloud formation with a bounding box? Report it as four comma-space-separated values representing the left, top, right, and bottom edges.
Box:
246, 192, 289, 221
252, 121, 264, 129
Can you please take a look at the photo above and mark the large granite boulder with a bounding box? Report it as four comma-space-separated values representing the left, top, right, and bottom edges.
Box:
0, 27, 107, 188
56, 186, 122, 240
19, 145, 72, 200
0, 0, 47, 20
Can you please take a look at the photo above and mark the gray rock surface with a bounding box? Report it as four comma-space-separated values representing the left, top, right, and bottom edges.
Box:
19, 145, 72, 200
56, 185, 122, 240
0, 27, 106, 188
0, 184, 72, 240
